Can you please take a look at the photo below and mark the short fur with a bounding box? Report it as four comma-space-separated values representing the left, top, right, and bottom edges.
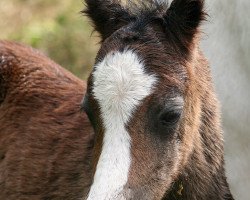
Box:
0, 0, 235, 199
0, 41, 94, 200
84, 0, 234, 199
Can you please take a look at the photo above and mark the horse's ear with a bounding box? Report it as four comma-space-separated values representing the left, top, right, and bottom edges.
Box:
83, 0, 131, 41
163, 0, 206, 51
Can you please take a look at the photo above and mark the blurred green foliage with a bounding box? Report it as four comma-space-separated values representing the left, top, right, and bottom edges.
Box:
0, 0, 99, 80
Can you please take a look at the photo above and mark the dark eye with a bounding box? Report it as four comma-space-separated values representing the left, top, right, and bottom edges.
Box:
82, 94, 96, 128
159, 109, 182, 127
81, 95, 89, 114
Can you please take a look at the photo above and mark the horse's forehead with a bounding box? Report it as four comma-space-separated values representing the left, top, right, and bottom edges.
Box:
92, 50, 157, 124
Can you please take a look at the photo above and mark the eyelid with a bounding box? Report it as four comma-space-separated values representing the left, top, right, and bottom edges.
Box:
159, 107, 183, 119
165, 96, 184, 110
158, 107, 183, 128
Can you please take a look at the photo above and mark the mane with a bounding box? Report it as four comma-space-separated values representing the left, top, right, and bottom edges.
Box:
121, 0, 168, 15
82, 0, 206, 26
82, 0, 167, 14
82, 0, 207, 53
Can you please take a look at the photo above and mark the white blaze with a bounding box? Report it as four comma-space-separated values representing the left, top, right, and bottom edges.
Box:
87, 50, 157, 200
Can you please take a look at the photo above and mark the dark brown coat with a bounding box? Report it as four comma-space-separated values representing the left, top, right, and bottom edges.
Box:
83, 0, 234, 199
0, 0, 235, 199
0, 41, 93, 200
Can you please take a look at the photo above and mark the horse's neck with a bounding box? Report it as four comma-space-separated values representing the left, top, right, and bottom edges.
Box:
164, 156, 233, 200
164, 62, 234, 200
164, 127, 234, 200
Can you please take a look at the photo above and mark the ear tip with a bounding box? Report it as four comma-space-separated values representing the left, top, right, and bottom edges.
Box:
169, 0, 207, 22
196, 0, 208, 22
82, 0, 132, 41
161, 0, 208, 52
171, 0, 206, 9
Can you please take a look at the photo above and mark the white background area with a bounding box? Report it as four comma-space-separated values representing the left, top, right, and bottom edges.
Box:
201, 1, 250, 199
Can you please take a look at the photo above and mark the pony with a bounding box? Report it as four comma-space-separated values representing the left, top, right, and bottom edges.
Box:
83, 0, 234, 199
0, 41, 93, 199
0, 0, 234, 199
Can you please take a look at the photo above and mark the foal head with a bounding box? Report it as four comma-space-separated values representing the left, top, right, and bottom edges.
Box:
83, 0, 209, 199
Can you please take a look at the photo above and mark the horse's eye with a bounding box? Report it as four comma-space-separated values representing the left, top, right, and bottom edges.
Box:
159, 109, 182, 127
81, 95, 89, 114
82, 94, 96, 128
